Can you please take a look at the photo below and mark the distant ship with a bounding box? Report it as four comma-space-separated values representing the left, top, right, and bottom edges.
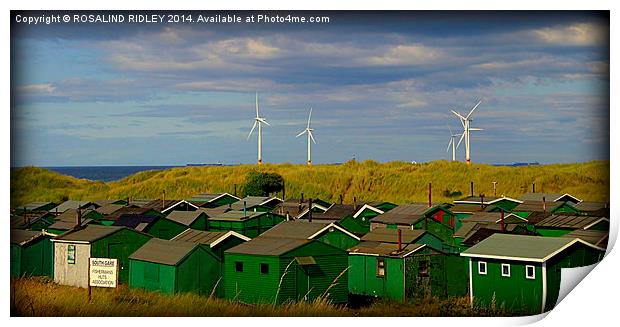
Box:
186, 162, 223, 167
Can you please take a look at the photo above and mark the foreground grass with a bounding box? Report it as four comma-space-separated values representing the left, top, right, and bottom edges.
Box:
11, 160, 609, 208
11, 277, 511, 317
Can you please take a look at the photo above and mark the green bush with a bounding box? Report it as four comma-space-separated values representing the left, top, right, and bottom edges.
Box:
243, 171, 285, 197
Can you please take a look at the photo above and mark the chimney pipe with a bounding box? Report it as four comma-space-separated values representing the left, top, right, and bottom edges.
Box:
470, 181, 474, 197
243, 201, 247, 216
354, 197, 357, 211
339, 194, 343, 205
480, 194, 485, 210
162, 190, 166, 210
397, 229, 402, 252
282, 182, 286, 201
542, 196, 546, 212
428, 183, 432, 208
76, 208, 82, 227
234, 184, 237, 197
500, 209, 505, 232
308, 198, 313, 222
532, 182, 536, 193
301, 193, 304, 203
492, 181, 497, 197
286, 211, 290, 221
126, 197, 129, 206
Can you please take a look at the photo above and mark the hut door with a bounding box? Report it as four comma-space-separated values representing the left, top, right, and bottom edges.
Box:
107, 243, 127, 282
296, 265, 310, 301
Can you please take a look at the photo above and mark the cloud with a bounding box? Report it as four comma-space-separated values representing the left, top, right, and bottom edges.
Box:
362, 44, 444, 66
532, 22, 608, 46
17, 83, 55, 94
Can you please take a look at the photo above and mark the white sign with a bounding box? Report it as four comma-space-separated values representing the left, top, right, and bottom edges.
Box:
89, 258, 118, 288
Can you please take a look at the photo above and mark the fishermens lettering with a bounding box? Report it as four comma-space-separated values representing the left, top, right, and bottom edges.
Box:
89, 258, 118, 288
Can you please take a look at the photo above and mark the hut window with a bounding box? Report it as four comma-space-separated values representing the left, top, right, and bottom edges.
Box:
376, 258, 385, 277
501, 263, 511, 277
418, 260, 429, 277
526, 265, 536, 279
260, 263, 269, 274
67, 245, 76, 264
478, 261, 487, 275
235, 261, 244, 272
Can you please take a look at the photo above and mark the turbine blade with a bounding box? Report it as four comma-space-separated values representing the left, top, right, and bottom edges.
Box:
309, 131, 316, 144
456, 132, 465, 149
247, 121, 257, 140
446, 138, 453, 152
448, 126, 453, 136
255, 92, 259, 118
451, 110, 467, 121
465, 100, 482, 119
257, 118, 270, 126
469, 128, 484, 131
307, 107, 312, 128
296, 130, 306, 138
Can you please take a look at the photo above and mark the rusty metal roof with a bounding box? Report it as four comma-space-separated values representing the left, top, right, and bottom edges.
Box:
535, 214, 608, 229
225, 237, 310, 256
562, 229, 608, 248
166, 211, 206, 226
129, 238, 199, 266
53, 225, 126, 243
361, 228, 426, 244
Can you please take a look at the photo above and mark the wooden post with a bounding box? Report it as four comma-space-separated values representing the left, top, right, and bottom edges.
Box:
428, 183, 432, 208
500, 209, 505, 232
87, 259, 92, 303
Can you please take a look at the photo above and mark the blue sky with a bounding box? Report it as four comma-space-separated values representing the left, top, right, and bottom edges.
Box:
11, 11, 609, 166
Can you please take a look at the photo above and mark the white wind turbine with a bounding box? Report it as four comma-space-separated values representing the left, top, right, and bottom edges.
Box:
296, 107, 316, 166
452, 100, 484, 165
247, 93, 270, 165
446, 127, 462, 162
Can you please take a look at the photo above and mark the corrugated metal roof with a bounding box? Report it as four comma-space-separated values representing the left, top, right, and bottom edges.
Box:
461, 234, 593, 261
573, 201, 609, 213
113, 214, 159, 229
172, 229, 229, 245
535, 214, 607, 229
166, 211, 205, 226
129, 238, 198, 265
361, 228, 426, 244
19, 201, 55, 211
512, 201, 563, 213
11, 229, 49, 246
141, 199, 179, 211
53, 225, 124, 243
271, 200, 309, 216
105, 207, 158, 221
128, 199, 156, 207
93, 200, 122, 207
48, 218, 96, 231
225, 237, 310, 256
196, 207, 231, 217
188, 193, 224, 202
306, 204, 356, 221
562, 229, 608, 248
461, 212, 503, 223
10, 212, 53, 229
454, 196, 501, 204
208, 210, 266, 221
449, 204, 487, 213
519, 193, 581, 203
260, 221, 330, 239
453, 222, 480, 238
348, 241, 425, 257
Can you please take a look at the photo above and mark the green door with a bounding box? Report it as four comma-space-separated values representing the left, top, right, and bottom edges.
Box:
108, 243, 128, 283
296, 264, 310, 301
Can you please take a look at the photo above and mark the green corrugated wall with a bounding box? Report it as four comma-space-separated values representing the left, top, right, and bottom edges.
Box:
91, 228, 152, 284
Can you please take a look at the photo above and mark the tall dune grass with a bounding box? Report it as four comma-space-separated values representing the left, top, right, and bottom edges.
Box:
11, 160, 609, 208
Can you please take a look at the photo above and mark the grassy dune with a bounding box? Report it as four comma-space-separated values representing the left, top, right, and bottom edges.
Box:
11, 277, 510, 317
10, 160, 609, 208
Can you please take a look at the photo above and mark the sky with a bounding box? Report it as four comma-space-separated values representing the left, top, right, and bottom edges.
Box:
10, 11, 610, 166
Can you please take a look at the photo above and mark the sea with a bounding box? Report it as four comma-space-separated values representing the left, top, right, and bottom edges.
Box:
44, 166, 183, 182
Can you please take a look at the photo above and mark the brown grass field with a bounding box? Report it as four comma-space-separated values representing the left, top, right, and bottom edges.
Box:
11, 277, 515, 317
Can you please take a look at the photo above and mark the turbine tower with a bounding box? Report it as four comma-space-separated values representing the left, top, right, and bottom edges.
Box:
452, 100, 484, 165
296, 107, 316, 166
446, 127, 462, 162
247, 93, 270, 165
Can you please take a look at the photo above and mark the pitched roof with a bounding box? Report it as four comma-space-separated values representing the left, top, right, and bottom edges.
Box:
225, 237, 310, 256
460, 212, 525, 224
11, 229, 52, 246
230, 196, 282, 211
348, 241, 427, 257
512, 201, 564, 213
371, 203, 430, 225
449, 203, 488, 213
519, 192, 582, 203
305, 204, 356, 221
562, 229, 608, 248
187, 193, 239, 204
260, 221, 360, 241
55, 208, 95, 222
53, 225, 125, 243
93, 200, 124, 207
166, 211, 206, 226
19, 201, 55, 211
128, 199, 156, 207
461, 234, 604, 262
361, 228, 426, 244
51, 200, 94, 213
48, 218, 96, 231
572, 201, 609, 215
271, 200, 310, 216
172, 229, 250, 247
353, 204, 385, 218
141, 199, 180, 211
105, 206, 159, 221
453, 222, 480, 238
535, 214, 608, 230
113, 214, 160, 229
129, 238, 199, 265
196, 207, 231, 217
10, 212, 54, 229
95, 204, 126, 215
453, 195, 501, 204
208, 210, 268, 221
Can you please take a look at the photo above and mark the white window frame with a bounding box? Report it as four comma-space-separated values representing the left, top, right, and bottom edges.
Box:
478, 261, 487, 275
501, 263, 511, 277
526, 265, 536, 279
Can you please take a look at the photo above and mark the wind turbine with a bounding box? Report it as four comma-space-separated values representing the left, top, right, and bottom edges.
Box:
446, 127, 462, 162
296, 107, 316, 166
452, 100, 484, 165
247, 93, 270, 165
